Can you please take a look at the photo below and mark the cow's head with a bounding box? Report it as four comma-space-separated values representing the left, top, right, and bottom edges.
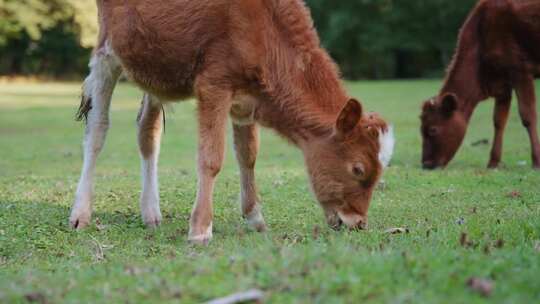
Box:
303, 99, 394, 230
420, 93, 467, 169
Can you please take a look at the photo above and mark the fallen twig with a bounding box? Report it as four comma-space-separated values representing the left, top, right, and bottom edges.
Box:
384, 227, 409, 234
89, 235, 104, 261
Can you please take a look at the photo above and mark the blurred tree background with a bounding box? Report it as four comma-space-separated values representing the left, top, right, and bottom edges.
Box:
0, 0, 475, 80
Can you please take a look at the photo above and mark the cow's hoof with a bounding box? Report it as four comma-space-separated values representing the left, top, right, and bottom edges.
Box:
487, 161, 499, 169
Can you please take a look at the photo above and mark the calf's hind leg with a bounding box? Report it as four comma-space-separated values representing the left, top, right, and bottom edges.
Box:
488, 92, 511, 169
515, 75, 540, 169
233, 123, 267, 232
137, 94, 164, 228
70, 46, 121, 229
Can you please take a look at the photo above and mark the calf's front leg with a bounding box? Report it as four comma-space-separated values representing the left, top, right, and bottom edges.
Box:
233, 123, 267, 232
137, 94, 163, 228
188, 85, 231, 245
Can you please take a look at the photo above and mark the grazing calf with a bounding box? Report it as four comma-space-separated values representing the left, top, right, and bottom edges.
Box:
420, 0, 540, 169
70, 0, 394, 244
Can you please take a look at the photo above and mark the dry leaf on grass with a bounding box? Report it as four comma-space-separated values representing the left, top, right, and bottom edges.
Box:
95, 217, 107, 231
460, 232, 474, 248
24, 292, 47, 304
507, 191, 522, 199
467, 277, 494, 297
312, 225, 321, 240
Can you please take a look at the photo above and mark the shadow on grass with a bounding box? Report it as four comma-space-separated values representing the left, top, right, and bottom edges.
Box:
2, 199, 153, 229
0, 200, 211, 273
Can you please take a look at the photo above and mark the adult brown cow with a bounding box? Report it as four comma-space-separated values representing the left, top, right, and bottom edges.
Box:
420, 0, 540, 169
69, 0, 394, 244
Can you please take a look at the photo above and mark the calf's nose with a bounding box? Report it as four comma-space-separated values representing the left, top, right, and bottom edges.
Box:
337, 211, 368, 230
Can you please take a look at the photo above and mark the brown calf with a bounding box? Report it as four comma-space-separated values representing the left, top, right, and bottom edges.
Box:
420, 0, 540, 169
70, 0, 394, 244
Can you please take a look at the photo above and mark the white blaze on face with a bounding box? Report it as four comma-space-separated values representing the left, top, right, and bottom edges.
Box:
378, 125, 395, 168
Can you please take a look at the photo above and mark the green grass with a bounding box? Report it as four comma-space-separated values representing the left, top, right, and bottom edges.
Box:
0, 80, 539, 303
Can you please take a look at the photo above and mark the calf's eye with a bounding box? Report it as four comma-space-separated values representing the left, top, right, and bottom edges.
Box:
352, 163, 365, 177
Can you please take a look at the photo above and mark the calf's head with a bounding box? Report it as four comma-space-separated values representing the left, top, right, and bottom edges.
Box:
303, 99, 394, 230
420, 93, 467, 169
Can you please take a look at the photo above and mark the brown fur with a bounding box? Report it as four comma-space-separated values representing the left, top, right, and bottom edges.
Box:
420, 0, 540, 169
76, 0, 390, 238
137, 97, 163, 159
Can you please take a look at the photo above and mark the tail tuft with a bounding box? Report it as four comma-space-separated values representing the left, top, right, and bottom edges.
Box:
75, 94, 93, 122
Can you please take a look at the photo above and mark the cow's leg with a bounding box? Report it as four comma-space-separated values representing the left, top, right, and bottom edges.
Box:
488, 92, 512, 168
233, 123, 267, 232
70, 46, 121, 229
515, 75, 540, 169
188, 83, 231, 245
137, 94, 163, 228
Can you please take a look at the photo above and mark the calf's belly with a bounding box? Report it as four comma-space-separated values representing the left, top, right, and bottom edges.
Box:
117, 52, 198, 102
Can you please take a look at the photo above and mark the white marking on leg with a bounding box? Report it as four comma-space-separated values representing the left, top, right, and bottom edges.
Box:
140, 148, 162, 228
139, 95, 163, 228
378, 125, 395, 168
70, 42, 120, 229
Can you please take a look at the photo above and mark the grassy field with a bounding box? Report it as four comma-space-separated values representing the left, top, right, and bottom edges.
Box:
0, 80, 539, 303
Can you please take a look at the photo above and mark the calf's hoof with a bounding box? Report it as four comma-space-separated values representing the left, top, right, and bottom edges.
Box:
141, 206, 162, 229
69, 209, 91, 229
533, 159, 540, 170
188, 223, 213, 246
245, 207, 267, 232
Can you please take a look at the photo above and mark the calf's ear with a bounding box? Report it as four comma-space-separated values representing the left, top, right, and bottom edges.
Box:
336, 98, 363, 136
441, 93, 458, 117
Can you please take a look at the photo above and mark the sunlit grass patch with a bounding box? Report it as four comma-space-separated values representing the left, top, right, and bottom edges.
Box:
0, 81, 539, 303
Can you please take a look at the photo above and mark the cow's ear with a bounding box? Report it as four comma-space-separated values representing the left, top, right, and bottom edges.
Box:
336, 98, 363, 136
422, 97, 436, 112
441, 93, 458, 117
